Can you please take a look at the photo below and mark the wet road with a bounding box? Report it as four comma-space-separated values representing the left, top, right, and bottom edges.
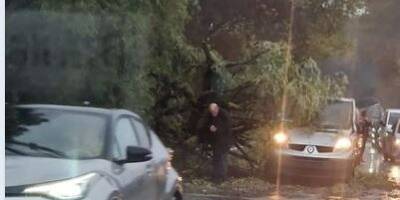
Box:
360, 141, 400, 184
184, 141, 400, 200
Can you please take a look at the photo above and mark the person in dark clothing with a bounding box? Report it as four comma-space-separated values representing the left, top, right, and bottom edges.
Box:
196, 103, 232, 181
357, 110, 372, 162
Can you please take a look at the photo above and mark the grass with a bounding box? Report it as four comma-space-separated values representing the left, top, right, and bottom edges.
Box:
184, 177, 271, 198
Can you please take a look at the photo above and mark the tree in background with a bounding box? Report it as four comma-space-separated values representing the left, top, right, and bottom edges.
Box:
352, 0, 400, 107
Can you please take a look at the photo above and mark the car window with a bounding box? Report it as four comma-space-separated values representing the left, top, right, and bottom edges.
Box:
6, 108, 107, 159
388, 113, 400, 126
396, 120, 400, 134
149, 130, 169, 161
114, 118, 139, 159
131, 118, 151, 149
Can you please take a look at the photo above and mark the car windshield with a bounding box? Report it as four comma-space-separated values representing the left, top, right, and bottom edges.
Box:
6, 107, 107, 159
388, 112, 400, 126
396, 121, 400, 134
315, 101, 353, 130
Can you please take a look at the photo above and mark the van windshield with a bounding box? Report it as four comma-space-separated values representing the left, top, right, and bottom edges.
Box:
315, 101, 353, 130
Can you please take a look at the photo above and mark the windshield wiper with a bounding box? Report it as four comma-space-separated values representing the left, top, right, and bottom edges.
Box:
6, 140, 67, 158
5, 146, 29, 156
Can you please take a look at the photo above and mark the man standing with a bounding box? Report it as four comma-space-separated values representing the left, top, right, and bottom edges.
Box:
196, 103, 232, 182
358, 110, 372, 162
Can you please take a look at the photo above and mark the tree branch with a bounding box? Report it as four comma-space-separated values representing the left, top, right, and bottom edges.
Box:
224, 50, 268, 70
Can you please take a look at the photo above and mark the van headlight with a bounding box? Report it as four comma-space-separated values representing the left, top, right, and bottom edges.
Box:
395, 139, 400, 146
273, 132, 288, 145
23, 173, 99, 199
334, 138, 352, 150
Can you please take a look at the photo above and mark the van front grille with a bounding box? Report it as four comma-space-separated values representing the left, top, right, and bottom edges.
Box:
288, 144, 306, 151
316, 146, 334, 153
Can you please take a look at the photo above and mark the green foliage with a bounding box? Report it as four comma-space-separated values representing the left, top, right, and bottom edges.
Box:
6, 0, 197, 120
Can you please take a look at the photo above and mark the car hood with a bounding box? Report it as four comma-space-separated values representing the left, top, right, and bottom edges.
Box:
287, 127, 350, 147
6, 156, 110, 187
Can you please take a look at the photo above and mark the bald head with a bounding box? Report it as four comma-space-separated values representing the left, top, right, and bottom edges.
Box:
209, 103, 220, 117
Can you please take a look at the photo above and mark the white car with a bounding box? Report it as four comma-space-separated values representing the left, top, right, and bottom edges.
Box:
269, 98, 361, 182
385, 109, 400, 130
5, 104, 183, 200
381, 109, 400, 161
382, 111, 400, 162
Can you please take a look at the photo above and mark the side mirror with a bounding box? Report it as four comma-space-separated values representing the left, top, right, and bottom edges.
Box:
117, 146, 152, 164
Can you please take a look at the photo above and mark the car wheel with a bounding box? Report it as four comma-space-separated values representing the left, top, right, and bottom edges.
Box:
109, 192, 123, 200
389, 155, 396, 163
172, 190, 183, 200
384, 155, 389, 162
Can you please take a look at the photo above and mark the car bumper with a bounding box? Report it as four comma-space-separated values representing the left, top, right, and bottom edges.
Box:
162, 168, 183, 200
271, 154, 353, 181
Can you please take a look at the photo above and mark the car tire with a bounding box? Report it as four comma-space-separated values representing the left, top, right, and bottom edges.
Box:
173, 190, 183, 200
384, 156, 389, 162
108, 192, 123, 200
389, 155, 396, 163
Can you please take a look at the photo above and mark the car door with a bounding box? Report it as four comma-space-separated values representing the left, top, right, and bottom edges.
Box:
130, 118, 160, 199
111, 117, 156, 200
148, 130, 170, 198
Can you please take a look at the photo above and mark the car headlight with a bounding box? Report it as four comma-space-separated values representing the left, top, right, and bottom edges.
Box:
273, 132, 288, 145
23, 173, 99, 200
334, 138, 352, 150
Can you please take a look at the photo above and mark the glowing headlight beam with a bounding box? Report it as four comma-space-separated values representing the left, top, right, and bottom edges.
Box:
273, 132, 288, 144
23, 173, 98, 200
395, 139, 400, 146
334, 138, 352, 150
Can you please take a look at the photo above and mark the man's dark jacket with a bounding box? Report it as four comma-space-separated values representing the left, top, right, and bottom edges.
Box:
357, 118, 372, 136
196, 109, 233, 152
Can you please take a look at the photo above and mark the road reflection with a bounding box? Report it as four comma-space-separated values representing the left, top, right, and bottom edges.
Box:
361, 142, 400, 185
361, 142, 383, 174
388, 165, 400, 184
